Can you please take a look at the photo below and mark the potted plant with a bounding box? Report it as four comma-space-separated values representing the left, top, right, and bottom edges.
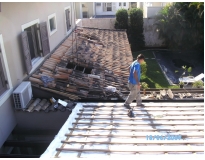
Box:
179, 81, 184, 88
192, 80, 204, 88
141, 82, 149, 95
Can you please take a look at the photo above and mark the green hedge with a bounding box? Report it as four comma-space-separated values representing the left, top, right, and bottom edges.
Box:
114, 9, 128, 29
129, 8, 145, 51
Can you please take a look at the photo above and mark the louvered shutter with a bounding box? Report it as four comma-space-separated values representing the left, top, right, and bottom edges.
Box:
39, 22, 50, 56
21, 31, 32, 74
65, 9, 71, 31
0, 57, 7, 95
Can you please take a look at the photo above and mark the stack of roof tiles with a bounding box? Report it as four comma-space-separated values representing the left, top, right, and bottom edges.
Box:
16, 98, 76, 113
29, 28, 133, 100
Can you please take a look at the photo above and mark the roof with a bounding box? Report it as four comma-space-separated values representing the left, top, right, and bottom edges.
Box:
27, 27, 204, 102
40, 102, 204, 158
28, 27, 132, 100
93, 15, 116, 18
15, 98, 76, 113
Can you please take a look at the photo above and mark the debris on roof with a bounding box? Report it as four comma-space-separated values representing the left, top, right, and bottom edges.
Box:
16, 98, 76, 113
41, 102, 204, 158
28, 28, 132, 100
27, 27, 204, 101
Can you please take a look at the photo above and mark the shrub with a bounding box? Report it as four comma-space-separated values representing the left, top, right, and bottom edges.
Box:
129, 8, 145, 51
141, 62, 147, 77
187, 67, 192, 76
141, 82, 149, 89
114, 9, 128, 29
192, 80, 204, 88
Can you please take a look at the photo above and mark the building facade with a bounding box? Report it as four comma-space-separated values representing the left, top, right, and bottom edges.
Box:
143, 2, 172, 18
75, 2, 172, 19
75, 2, 129, 19
0, 2, 76, 147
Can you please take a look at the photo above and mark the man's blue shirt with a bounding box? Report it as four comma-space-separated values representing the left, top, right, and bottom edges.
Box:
128, 60, 141, 85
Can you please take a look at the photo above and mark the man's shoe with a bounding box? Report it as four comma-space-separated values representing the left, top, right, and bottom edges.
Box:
137, 104, 145, 107
128, 109, 135, 118
124, 103, 131, 109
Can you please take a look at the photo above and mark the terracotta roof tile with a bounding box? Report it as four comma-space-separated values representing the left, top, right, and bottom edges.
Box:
29, 28, 132, 100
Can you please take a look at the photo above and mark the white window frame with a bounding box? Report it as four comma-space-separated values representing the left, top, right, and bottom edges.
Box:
119, 2, 121, 6
0, 34, 13, 107
64, 6, 72, 35
123, 2, 126, 6
106, 3, 112, 12
21, 19, 45, 74
48, 13, 57, 36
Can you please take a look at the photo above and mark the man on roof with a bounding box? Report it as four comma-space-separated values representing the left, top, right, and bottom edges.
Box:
124, 54, 145, 117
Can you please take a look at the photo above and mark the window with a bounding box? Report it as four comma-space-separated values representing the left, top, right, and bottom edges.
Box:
123, 2, 126, 6
119, 3, 121, 6
48, 13, 57, 36
0, 52, 7, 96
106, 3, 112, 11
24, 24, 39, 61
83, 12, 88, 18
64, 7, 71, 33
82, 4, 85, 8
0, 34, 13, 106
49, 18, 56, 31
21, 19, 50, 74
96, 3, 101, 6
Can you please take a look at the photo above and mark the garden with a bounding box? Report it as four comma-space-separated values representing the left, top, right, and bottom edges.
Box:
115, 2, 204, 89
133, 51, 179, 89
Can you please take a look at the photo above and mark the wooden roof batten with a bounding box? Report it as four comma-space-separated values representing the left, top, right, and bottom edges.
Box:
51, 103, 204, 157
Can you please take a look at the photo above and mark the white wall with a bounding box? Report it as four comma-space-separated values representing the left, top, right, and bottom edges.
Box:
147, 6, 163, 18
0, 96, 16, 147
0, 2, 76, 148
76, 18, 115, 29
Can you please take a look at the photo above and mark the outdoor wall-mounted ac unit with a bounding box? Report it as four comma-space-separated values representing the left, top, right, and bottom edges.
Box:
13, 81, 32, 109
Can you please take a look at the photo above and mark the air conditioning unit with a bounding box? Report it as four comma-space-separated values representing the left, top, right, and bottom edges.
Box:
13, 81, 32, 109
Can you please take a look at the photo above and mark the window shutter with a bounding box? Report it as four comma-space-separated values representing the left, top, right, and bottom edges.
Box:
65, 9, 71, 31
39, 22, 50, 56
21, 31, 32, 74
0, 57, 7, 95
31, 25, 38, 57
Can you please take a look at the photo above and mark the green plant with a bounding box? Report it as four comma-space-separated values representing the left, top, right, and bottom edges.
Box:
114, 9, 128, 29
129, 8, 145, 51
192, 80, 204, 88
187, 67, 192, 76
141, 82, 149, 89
180, 65, 192, 76
179, 81, 184, 85
140, 62, 147, 78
